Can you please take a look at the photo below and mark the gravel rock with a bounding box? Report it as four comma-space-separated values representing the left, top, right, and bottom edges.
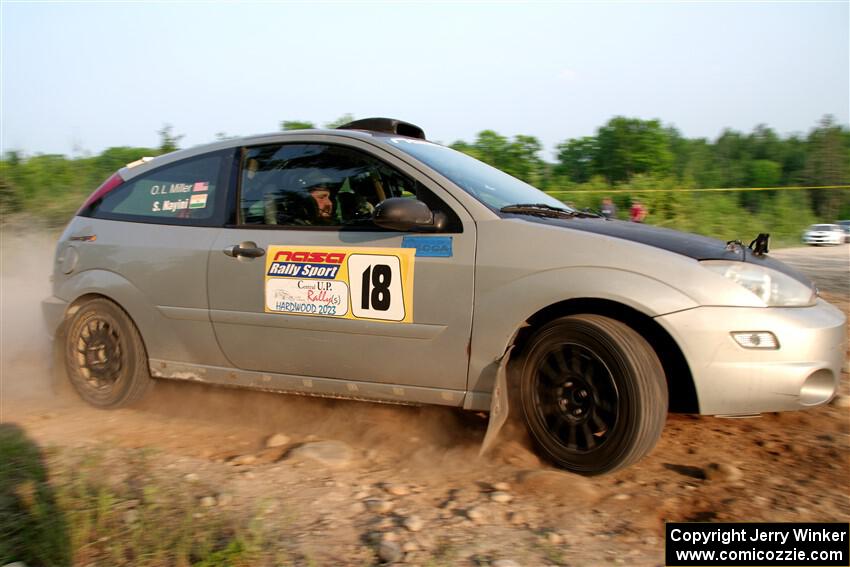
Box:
365, 498, 394, 514
705, 463, 743, 482
403, 515, 424, 532
546, 532, 564, 545
490, 491, 513, 503
199, 496, 217, 507
217, 493, 234, 506
265, 433, 291, 448
183, 473, 199, 482
491, 560, 521, 567
378, 540, 403, 563
492, 481, 511, 492
384, 483, 410, 496
402, 541, 419, 552
288, 441, 353, 469
465, 506, 486, 523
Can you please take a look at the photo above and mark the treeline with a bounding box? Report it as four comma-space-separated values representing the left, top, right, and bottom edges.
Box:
449, 116, 849, 239
0, 126, 184, 225
1, 118, 848, 245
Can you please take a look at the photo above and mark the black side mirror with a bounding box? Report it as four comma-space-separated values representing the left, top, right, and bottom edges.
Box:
373, 198, 438, 231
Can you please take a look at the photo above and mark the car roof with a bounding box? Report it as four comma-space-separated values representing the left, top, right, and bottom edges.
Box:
119, 127, 425, 181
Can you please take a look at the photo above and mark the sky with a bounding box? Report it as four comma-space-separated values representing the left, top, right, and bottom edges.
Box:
2, 1, 848, 161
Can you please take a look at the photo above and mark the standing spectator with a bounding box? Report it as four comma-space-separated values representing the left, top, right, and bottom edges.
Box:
629, 199, 647, 223
600, 197, 617, 219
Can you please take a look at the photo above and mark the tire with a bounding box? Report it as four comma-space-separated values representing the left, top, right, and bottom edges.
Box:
518, 314, 667, 475
63, 298, 152, 408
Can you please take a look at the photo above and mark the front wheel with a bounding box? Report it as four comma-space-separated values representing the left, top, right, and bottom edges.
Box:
64, 298, 152, 408
519, 314, 667, 475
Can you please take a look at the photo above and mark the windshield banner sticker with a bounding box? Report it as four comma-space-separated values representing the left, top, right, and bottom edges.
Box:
264, 246, 415, 322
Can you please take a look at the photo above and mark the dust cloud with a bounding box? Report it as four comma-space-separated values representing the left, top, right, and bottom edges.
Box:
1, 221, 59, 406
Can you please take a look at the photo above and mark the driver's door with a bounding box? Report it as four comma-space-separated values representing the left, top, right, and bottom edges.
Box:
207, 141, 476, 393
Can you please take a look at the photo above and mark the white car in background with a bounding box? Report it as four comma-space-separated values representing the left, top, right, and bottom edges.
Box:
802, 224, 844, 246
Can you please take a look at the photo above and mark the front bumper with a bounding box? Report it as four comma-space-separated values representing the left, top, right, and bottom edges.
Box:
803, 234, 841, 245
656, 298, 847, 415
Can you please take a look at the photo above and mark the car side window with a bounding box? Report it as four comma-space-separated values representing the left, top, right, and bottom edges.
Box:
239, 143, 461, 231
91, 154, 223, 224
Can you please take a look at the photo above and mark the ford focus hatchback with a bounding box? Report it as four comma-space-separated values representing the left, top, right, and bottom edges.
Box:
43, 118, 847, 475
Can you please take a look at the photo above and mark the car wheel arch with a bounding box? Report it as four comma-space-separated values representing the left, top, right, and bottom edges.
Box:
507, 297, 700, 414
63, 293, 147, 352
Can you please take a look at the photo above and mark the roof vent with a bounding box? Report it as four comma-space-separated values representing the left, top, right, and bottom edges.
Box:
336, 118, 426, 140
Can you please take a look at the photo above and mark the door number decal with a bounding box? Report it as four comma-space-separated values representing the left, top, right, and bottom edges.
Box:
264, 246, 415, 323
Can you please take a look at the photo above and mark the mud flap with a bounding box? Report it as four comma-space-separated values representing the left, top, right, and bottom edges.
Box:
479, 346, 513, 456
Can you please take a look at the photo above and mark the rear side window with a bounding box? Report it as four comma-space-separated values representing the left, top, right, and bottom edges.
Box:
89, 153, 226, 225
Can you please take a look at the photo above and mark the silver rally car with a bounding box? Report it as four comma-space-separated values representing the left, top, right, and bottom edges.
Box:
42, 118, 847, 475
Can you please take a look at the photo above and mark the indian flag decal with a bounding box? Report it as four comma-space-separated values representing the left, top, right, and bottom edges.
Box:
189, 194, 208, 209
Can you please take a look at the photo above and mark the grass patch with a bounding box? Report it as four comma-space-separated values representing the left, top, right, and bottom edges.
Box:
0, 424, 267, 566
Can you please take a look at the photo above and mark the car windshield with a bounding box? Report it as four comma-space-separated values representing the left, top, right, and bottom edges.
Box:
387, 137, 571, 211
810, 224, 838, 231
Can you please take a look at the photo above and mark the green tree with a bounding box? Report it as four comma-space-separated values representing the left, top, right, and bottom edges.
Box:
280, 120, 315, 131
324, 114, 356, 129
804, 115, 850, 218
712, 129, 750, 187
555, 136, 597, 183
157, 124, 184, 153
452, 130, 546, 185
593, 117, 674, 184
748, 160, 782, 187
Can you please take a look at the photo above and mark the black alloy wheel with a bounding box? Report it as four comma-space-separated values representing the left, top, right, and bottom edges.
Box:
64, 298, 152, 408
531, 342, 619, 453
519, 314, 668, 475
75, 318, 123, 392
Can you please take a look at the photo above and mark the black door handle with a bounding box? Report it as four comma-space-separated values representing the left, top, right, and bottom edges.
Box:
223, 241, 265, 258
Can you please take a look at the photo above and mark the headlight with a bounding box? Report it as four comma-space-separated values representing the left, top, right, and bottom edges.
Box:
702, 261, 816, 307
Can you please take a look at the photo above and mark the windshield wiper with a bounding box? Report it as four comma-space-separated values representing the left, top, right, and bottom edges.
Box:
500, 203, 600, 219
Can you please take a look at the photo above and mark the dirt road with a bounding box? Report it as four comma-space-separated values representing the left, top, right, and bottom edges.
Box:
2, 229, 848, 566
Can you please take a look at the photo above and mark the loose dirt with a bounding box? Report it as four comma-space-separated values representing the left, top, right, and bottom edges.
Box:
2, 225, 848, 566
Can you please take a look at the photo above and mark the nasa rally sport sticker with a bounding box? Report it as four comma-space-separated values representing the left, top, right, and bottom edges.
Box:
264, 246, 415, 323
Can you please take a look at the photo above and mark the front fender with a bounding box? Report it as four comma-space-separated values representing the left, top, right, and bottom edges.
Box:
466, 266, 699, 395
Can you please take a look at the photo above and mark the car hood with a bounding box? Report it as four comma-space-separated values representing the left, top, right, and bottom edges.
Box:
506, 215, 813, 286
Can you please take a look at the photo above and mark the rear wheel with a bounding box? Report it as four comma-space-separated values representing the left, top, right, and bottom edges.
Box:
519, 314, 667, 475
64, 298, 152, 408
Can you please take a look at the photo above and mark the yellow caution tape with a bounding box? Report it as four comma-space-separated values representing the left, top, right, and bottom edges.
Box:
547, 185, 850, 196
